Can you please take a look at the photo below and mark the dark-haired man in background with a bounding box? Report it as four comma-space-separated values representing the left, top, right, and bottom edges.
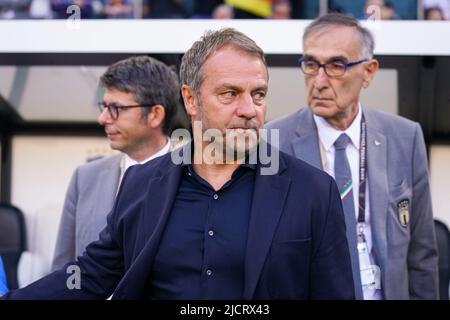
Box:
52, 55, 184, 271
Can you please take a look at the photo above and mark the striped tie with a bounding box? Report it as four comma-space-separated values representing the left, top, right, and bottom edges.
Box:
334, 133, 355, 215
334, 133, 363, 299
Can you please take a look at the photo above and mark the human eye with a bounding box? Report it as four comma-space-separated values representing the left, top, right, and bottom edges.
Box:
303, 59, 318, 70
109, 104, 121, 113
304, 59, 317, 65
223, 91, 236, 97
301, 59, 321, 75
253, 90, 267, 104
326, 61, 346, 75
218, 90, 237, 102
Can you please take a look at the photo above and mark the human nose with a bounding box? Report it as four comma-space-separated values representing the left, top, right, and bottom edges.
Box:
313, 66, 330, 90
236, 94, 257, 119
97, 107, 113, 125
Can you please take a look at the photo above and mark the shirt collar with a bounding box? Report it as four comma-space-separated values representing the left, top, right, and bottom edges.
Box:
313, 104, 362, 151
124, 138, 171, 171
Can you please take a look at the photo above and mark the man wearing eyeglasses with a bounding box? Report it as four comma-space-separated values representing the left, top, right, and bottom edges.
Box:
266, 13, 439, 300
51, 56, 184, 271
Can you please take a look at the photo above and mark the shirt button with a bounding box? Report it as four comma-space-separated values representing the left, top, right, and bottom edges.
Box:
208, 230, 214, 237
213, 194, 219, 200
206, 269, 213, 276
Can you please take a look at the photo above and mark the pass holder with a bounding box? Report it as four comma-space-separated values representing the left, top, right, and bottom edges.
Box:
357, 223, 381, 290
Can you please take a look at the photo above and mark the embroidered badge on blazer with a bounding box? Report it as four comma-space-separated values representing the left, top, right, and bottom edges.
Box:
397, 199, 410, 227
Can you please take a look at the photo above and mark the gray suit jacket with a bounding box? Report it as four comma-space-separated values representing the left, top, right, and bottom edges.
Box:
266, 107, 439, 300
51, 154, 122, 271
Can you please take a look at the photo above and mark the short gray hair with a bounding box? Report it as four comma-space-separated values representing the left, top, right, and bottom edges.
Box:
180, 28, 267, 96
303, 13, 375, 59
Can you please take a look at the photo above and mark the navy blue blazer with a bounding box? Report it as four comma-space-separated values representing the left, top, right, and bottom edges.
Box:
6, 148, 355, 300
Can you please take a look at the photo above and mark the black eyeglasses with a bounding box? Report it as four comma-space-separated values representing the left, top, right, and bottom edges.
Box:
97, 102, 154, 120
298, 57, 367, 78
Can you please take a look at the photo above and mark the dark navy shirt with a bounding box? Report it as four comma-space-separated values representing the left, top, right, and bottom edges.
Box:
149, 162, 256, 299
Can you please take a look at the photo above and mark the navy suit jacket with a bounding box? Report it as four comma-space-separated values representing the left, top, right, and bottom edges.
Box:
6, 147, 355, 300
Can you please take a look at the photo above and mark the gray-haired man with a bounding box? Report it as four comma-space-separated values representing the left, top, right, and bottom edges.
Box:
267, 13, 439, 300
5, 28, 354, 300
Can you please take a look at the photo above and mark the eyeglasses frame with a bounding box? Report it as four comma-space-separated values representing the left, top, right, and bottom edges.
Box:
97, 102, 155, 120
298, 57, 368, 78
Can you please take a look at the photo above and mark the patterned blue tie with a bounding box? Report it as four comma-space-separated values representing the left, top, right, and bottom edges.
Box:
334, 134, 354, 214
334, 133, 363, 299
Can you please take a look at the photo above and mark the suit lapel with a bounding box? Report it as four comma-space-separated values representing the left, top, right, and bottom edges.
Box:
365, 110, 389, 291
291, 109, 323, 170
92, 154, 122, 235
114, 155, 183, 299
243, 156, 290, 299
140, 160, 184, 245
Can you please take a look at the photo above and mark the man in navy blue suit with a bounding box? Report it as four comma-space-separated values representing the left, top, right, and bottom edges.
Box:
4, 28, 354, 300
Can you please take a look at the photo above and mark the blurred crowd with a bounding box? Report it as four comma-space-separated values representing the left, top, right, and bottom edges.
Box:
0, 0, 448, 20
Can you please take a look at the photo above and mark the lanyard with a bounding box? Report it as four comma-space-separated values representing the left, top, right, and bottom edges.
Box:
358, 114, 367, 224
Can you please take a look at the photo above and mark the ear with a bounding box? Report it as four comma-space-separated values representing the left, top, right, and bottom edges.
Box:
181, 84, 199, 117
146, 105, 165, 129
362, 59, 379, 88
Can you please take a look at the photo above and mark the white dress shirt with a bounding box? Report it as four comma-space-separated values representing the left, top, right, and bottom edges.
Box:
313, 106, 382, 300
116, 138, 171, 190
124, 138, 171, 172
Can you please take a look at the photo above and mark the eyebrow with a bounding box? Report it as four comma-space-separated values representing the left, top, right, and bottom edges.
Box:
101, 102, 133, 108
254, 85, 268, 93
216, 83, 241, 92
215, 83, 268, 93
303, 54, 349, 63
